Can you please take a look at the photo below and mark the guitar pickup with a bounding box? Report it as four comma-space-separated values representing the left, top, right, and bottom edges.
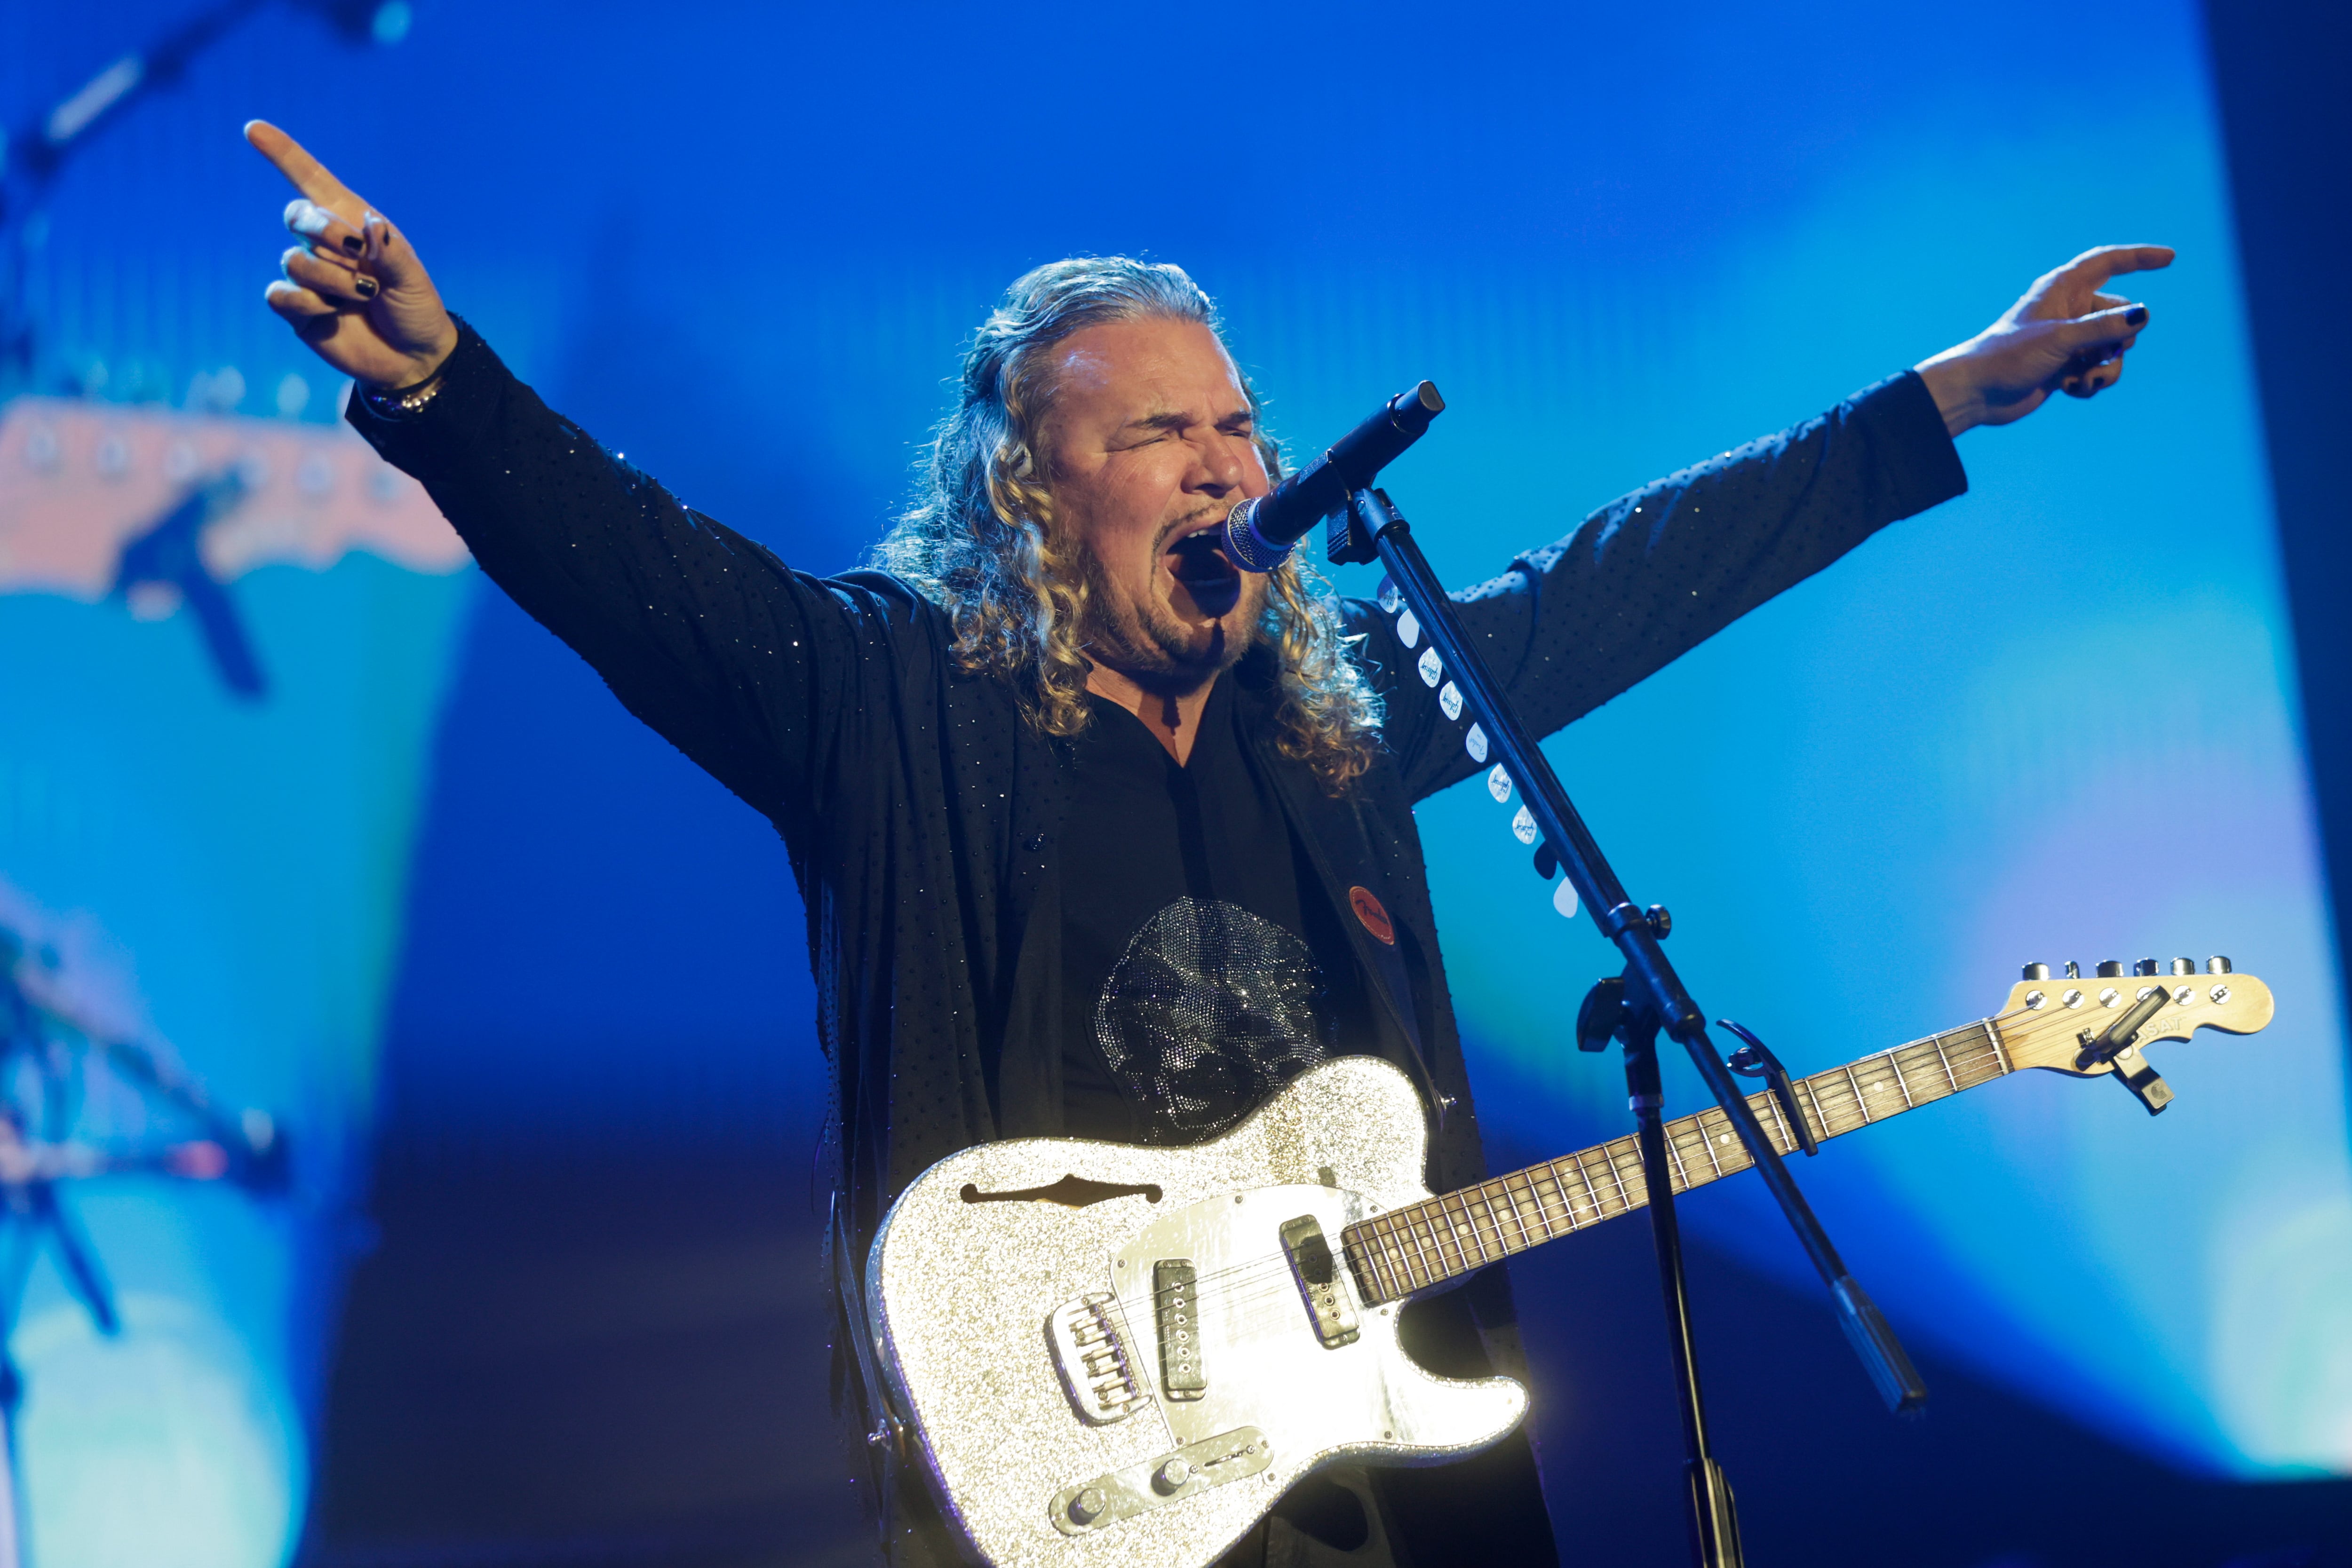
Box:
1279, 1215, 1361, 1347
1047, 1291, 1145, 1425
1154, 1260, 1206, 1401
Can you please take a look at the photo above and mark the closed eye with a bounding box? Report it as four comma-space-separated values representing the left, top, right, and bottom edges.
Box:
1110, 413, 1253, 452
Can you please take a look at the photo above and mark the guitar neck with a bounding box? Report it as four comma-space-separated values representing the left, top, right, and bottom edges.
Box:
1339, 1015, 2018, 1304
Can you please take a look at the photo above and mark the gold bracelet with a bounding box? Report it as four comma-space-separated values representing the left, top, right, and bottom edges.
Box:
359, 365, 447, 420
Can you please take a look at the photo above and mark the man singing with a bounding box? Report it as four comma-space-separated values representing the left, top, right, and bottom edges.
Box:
244, 119, 2169, 1567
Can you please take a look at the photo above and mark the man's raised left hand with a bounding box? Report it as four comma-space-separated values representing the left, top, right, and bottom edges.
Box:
1915, 244, 2176, 436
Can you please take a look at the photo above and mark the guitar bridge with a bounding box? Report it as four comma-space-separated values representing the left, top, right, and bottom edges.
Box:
1047, 1291, 1145, 1425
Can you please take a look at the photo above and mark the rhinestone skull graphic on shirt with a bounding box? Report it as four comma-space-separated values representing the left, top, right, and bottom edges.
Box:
1091, 897, 1333, 1145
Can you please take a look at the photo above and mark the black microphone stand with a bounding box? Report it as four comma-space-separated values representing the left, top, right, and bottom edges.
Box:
1327, 483, 1928, 1568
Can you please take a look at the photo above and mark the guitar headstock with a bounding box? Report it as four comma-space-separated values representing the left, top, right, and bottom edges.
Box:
1995, 958, 2273, 1113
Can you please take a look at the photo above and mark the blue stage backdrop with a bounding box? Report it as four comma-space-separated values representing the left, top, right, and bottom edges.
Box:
2, 1, 2346, 1563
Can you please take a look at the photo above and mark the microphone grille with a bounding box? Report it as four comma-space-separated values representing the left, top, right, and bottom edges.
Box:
1221, 497, 1292, 573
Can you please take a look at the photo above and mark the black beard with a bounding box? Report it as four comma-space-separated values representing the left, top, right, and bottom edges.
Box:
1077, 549, 1257, 694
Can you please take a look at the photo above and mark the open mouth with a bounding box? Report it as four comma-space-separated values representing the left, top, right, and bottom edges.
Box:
1166, 523, 1241, 618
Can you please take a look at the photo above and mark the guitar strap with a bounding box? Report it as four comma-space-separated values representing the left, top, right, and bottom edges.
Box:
1256, 749, 1447, 1127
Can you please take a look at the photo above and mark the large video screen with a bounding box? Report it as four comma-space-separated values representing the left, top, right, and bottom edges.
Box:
1, 0, 2344, 1561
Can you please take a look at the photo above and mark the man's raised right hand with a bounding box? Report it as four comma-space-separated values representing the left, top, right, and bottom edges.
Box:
246, 120, 458, 390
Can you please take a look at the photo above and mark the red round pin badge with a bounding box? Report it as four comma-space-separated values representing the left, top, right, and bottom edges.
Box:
1349, 886, 1395, 944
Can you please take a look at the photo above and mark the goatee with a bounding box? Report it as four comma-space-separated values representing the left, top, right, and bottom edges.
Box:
1076, 549, 1259, 694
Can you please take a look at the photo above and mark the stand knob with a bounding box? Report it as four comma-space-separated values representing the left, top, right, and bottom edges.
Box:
2022, 962, 2051, 981
1645, 904, 1673, 940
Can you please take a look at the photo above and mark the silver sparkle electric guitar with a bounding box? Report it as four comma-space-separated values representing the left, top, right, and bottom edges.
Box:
865, 962, 2273, 1568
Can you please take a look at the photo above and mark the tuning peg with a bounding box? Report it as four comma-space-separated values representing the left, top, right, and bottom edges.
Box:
2206, 955, 2233, 974
2065, 961, 2081, 979
2132, 958, 2159, 977
2169, 957, 2195, 975
2022, 962, 2051, 981
2096, 961, 2125, 978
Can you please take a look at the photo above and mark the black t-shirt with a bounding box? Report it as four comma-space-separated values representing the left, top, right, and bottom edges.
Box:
1059, 679, 1374, 1145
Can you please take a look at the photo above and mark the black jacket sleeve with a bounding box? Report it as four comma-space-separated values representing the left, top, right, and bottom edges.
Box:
347, 322, 929, 836
1356, 369, 1968, 802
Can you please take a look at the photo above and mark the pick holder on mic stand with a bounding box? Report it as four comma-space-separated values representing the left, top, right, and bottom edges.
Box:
1326, 478, 1927, 1568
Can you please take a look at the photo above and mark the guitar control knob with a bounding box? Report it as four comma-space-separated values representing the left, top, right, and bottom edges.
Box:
2207, 955, 2233, 974
2170, 957, 2195, 975
2096, 961, 2125, 978
1154, 1457, 1194, 1494
2133, 958, 2160, 977
2023, 963, 2051, 981
1068, 1486, 1109, 1525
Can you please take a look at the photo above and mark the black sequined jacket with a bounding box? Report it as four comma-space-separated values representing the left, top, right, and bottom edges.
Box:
349, 324, 1965, 1560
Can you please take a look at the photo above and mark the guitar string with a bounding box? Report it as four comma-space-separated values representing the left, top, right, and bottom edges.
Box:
1136, 1011, 2046, 1321
1152, 1020, 2018, 1312
1335, 990, 2197, 1306
1180, 1072, 1955, 1323
1174, 987, 2184, 1321
1119, 992, 2209, 1325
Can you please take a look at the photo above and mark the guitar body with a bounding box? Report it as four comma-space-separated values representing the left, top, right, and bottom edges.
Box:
869, 1056, 1526, 1568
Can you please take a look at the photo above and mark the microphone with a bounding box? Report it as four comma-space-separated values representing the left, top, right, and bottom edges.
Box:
1222, 381, 1444, 571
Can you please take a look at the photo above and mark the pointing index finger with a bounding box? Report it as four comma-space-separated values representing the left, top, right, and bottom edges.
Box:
243, 120, 366, 223
2061, 244, 2178, 289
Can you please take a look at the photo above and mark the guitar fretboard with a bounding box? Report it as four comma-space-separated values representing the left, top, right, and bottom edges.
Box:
1338, 1017, 2014, 1305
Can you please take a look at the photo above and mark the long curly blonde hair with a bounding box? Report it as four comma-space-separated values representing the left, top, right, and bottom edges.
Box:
874, 257, 1382, 790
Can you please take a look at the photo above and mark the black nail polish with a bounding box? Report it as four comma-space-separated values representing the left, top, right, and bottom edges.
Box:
353, 275, 379, 299
340, 234, 365, 256
2126, 305, 2148, 326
